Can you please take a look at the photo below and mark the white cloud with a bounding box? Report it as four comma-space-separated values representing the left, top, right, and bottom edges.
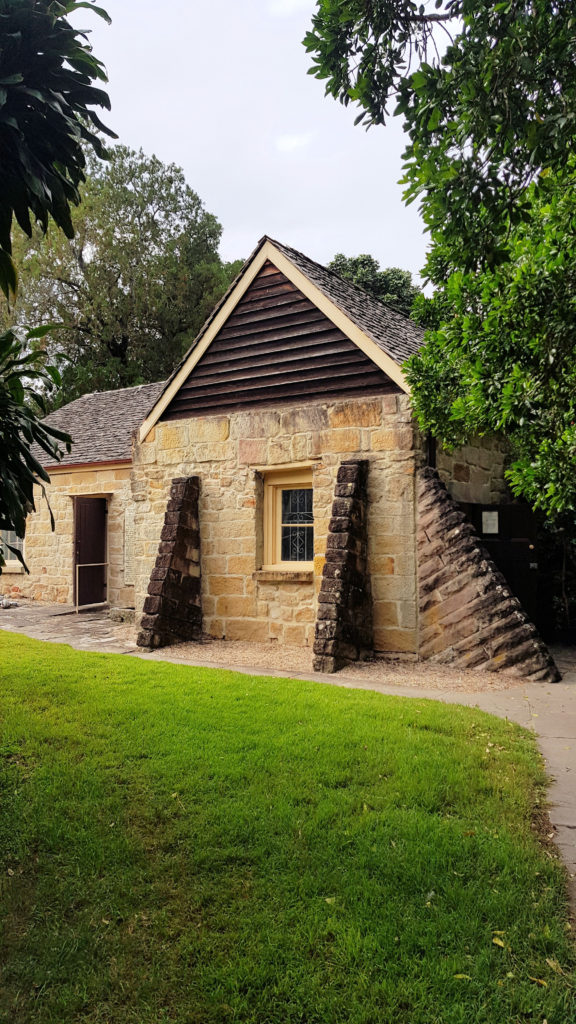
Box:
275, 132, 313, 153
268, 0, 314, 17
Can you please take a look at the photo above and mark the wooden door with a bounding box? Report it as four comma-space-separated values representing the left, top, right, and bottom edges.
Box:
74, 497, 107, 607
460, 502, 539, 626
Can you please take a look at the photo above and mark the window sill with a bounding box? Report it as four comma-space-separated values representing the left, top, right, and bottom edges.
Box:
2, 564, 24, 575
254, 568, 314, 584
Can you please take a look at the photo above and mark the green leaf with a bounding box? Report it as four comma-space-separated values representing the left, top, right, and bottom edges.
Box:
0, 247, 18, 299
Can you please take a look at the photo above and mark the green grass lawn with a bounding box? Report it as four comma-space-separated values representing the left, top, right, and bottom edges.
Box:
0, 632, 574, 1024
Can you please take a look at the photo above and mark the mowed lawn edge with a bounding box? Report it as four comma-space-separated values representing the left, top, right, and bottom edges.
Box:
0, 631, 574, 1024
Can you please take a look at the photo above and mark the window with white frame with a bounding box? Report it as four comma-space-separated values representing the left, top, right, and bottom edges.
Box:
262, 468, 314, 569
1, 529, 24, 571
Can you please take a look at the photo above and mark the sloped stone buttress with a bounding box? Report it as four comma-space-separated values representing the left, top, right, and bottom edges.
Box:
137, 477, 202, 649
313, 460, 373, 673
417, 467, 560, 682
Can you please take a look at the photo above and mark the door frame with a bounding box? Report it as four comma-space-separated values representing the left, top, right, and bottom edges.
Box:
73, 495, 109, 609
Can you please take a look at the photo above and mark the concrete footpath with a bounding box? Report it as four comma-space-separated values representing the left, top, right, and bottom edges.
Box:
1, 603, 575, 908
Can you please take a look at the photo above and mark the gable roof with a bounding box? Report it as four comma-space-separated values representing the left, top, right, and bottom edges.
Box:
267, 238, 424, 365
138, 237, 424, 441
37, 381, 166, 468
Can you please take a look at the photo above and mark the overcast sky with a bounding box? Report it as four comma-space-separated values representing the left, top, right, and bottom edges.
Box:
86, 0, 428, 277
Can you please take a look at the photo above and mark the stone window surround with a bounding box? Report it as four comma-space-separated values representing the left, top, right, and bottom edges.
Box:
258, 464, 315, 573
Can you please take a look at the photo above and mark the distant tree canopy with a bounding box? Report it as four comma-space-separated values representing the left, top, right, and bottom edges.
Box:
4, 146, 243, 404
328, 254, 420, 317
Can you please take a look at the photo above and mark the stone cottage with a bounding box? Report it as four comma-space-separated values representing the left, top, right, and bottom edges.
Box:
1, 236, 558, 681
1, 382, 163, 609
131, 237, 558, 681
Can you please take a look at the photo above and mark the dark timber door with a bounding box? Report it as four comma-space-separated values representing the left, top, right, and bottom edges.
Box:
460, 502, 539, 626
74, 497, 107, 607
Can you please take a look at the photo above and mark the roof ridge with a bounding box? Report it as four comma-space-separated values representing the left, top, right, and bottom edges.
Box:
79, 380, 167, 400
265, 236, 416, 326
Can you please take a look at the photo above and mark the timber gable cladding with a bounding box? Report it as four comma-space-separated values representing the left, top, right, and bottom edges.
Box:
138, 237, 419, 441
159, 261, 401, 421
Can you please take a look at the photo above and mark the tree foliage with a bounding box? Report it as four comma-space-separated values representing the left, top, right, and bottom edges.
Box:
305, 1, 576, 274
306, 1, 576, 521
0, 0, 111, 572
407, 170, 576, 518
5, 146, 243, 402
0, 0, 116, 299
328, 253, 420, 317
0, 326, 71, 571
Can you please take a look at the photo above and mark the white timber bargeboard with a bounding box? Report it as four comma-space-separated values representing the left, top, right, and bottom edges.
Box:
138, 239, 410, 443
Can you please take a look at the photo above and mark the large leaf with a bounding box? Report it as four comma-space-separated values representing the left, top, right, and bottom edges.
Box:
0, 327, 71, 574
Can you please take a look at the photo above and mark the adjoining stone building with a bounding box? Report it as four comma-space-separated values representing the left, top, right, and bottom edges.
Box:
1, 382, 163, 609
1, 236, 559, 681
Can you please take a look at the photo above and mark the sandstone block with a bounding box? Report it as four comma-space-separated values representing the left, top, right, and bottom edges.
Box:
373, 577, 412, 607
216, 595, 255, 617
238, 438, 268, 464
307, 432, 323, 458
294, 604, 315, 623
453, 463, 470, 482
204, 617, 225, 639
321, 428, 361, 454
314, 554, 326, 576
227, 555, 255, 575
329, 399, 382, 429
202, 555, 227, 575
231, 411, 280, 439
373, 626, 417, 654
373, 600, 399, 628
138, 443, 157, 465
157, 446, 188, 466
157, 423, 188, 450
283, 624, 309, 646
281, 406, 328, 434
371, 427, 414, 452
368, 553, 395, 574
291, 434, 308, 462
193, 442, 229, 463
268, 437, 292, 464
209, 575, 245, 596
190, 416, 230, 444
225, 618, 269, 642
382, 395, 398, 416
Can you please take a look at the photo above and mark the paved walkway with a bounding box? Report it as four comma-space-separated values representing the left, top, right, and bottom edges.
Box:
1, 602, 575, 908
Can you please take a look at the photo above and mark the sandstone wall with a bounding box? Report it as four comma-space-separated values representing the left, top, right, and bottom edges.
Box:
437, 437, 508, 504
0, 464, 134, 609
132, 394, 420, 654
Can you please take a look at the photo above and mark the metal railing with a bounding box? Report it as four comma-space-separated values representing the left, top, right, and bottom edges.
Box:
75, 561, 108, 613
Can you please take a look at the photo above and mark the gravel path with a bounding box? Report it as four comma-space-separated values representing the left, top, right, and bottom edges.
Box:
145, 636, 526, 692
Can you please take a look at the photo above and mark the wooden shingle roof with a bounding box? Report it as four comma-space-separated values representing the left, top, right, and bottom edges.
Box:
38, 381, 166, 467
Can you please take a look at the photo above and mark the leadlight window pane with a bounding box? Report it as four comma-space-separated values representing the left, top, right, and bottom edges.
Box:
280, 488, 313, 562
1, 529, 23, 558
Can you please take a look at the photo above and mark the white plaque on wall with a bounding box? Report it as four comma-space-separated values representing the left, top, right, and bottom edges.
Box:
482, 510, 499, 535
